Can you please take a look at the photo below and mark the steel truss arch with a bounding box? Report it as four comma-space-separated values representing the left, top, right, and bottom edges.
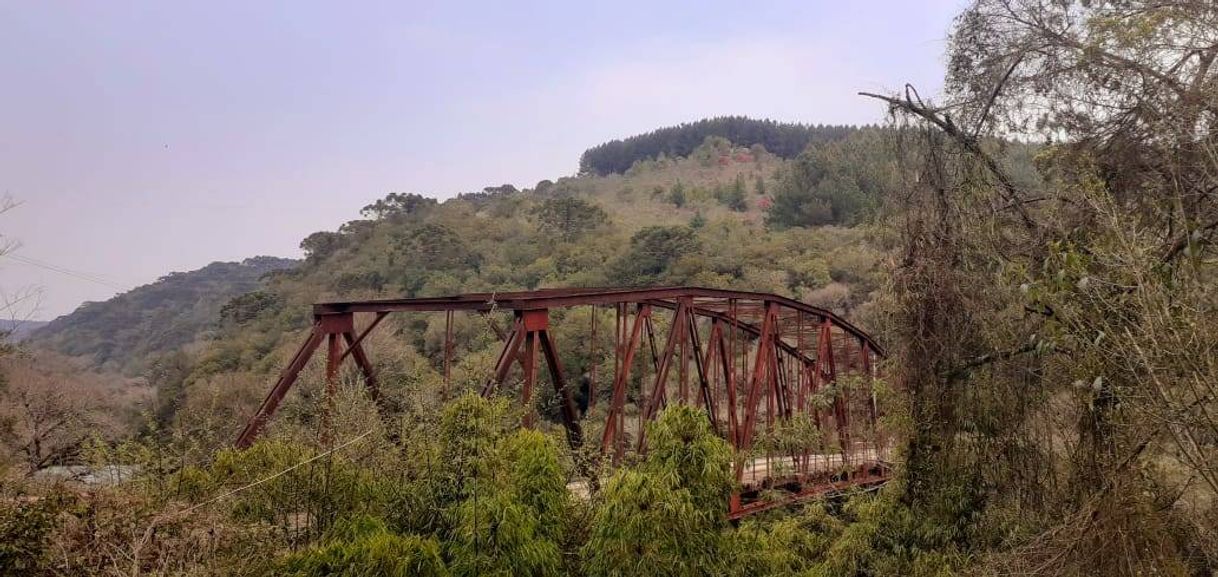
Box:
236, 286, 891, 518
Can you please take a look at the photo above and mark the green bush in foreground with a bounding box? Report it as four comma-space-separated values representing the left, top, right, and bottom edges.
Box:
583, 405, 734, 577
280, 515, 449, 577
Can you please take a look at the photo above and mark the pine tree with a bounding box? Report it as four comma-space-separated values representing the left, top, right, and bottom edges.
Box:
668, 181, 686, 208
723, 175, 748, 211
690, 211, 707, 229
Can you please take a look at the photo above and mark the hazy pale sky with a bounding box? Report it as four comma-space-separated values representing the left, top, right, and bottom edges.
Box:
1, 1, 964, 321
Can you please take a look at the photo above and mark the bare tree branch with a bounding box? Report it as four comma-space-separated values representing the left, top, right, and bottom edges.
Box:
860, 88, 1039, 230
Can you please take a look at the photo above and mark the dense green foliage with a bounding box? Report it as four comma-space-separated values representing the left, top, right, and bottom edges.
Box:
873, 1, 1218, 574
583, 406, 733, 577
281, 517, 449, 577
766, 129, 895, 228
579, 116, 856, 175
1, 393, 971, 577
0, 488, 72, 574
533, 196, 609, 241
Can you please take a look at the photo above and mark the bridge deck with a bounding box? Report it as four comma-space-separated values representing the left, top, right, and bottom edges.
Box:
568, 445, 892, 518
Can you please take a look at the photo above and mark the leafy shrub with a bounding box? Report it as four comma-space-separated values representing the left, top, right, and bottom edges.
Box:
730, 505, 845, 576
533, 196, 609, 241
667, 182, 686, 207
0, 489, 72, 575
583, 406, 734, 577
584, 469, 725, 577
609, 226, 701, 286
281, 515, 449, 577
446, 485, 563, 577
641, 405, 733, 508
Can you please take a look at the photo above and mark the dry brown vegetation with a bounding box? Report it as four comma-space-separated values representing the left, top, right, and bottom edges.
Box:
0, 352, 147, 476
869, 0, 1218, 574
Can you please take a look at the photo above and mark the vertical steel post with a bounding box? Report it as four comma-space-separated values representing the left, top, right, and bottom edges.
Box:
679, 299, 691, 404
321, 332, 341, 446
589, 306, 597, 410
317, 313, 354, 447
443, 310, 453, 394
817, 319, 845, 454
601, 304, 648, 459
517, 310, 548, 428
739, 302, 777, 456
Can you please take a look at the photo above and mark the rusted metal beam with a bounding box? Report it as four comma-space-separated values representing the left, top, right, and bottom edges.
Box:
861, 340, 877, 427
313, 286, 883, 356
482, 317, 524, 396
342, 331, 379, 403
337, 312, 388, 364
602, 304, 649, 457
643, 299, 817, 368
690, 313, 717, 434
443, 310, 454, 393
640, 299, 690, 428
644, 313, 661, 373
235, 322, 324, 448
679, 299, 691, 404
483, 313, 530, 376
739, 302, 778, 454
517, 309, 549, 428
588, 306, 597, 410
815, 318, 846, 452
728, 462, 891, 520
714, 319, 739, 446
521, 332, 538, 427
538, 326, 584, 449
321, 330, 343, 446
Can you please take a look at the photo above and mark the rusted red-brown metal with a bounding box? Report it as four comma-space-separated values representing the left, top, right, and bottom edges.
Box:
602, 304, 650, 460
588, 307, 597, 411
443, 310, 453, 394
236, 286, 889, 516
321, 330, 342, 446
342, 332, 379, 403
234, 321, 324, 448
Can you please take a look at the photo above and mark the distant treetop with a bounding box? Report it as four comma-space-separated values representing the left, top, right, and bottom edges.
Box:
579, 116, 859, 175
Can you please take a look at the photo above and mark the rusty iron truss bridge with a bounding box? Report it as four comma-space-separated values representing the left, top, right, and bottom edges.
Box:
236, 286, 891, 518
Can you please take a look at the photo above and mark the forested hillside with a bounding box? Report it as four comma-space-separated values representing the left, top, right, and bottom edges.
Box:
30, 129, 919, 388
29, 256, 296, 374
579, 116, 857, 175
184, 133, 896, 403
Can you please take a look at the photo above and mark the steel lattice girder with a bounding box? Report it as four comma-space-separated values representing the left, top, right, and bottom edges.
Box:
236, 286, 890, 517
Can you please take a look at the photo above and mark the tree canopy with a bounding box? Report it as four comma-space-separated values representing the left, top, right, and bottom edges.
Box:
579, 116, 857, 175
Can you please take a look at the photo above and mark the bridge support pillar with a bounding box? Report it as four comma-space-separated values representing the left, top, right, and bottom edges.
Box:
483, 308, 584, 449
235, 311, 383, 448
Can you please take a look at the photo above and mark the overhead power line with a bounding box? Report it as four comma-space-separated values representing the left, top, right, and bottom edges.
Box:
2, 253, 130, 291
